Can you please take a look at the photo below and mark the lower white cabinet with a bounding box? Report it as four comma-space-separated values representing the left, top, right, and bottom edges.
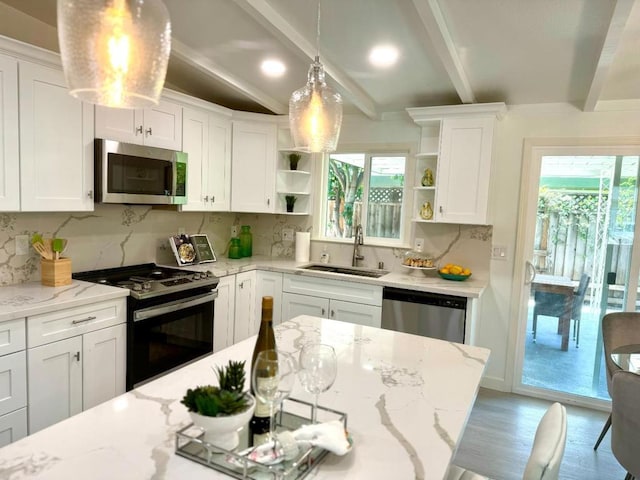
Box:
0, 408, 27, 448
27, 298, 126, 434
255, 271, 283, 325
282, 292, 328, 319
214, 275, 236, 352
233, 271, 257, 343
0, 318, 27, 447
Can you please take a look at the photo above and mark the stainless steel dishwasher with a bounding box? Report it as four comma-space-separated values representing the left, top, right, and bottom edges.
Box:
381, 287, 466, 343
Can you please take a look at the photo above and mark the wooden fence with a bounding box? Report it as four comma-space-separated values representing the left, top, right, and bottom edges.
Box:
326, 200, 402, 239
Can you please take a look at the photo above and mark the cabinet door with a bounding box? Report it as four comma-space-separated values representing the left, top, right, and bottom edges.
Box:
209, 112, 232, 211
329, 299, 382, 328
0, 53, 19, 211
143, 99, 182, 150
28, 336, 82, 434
255, 271, 283, 325
231, 120, 276, 213
0, 351, 26, 417
281, 292, 329, 322
436, 116, 493, 224
0, 408, 27, 447
233, 270, 257, 343
214, 275, 236, 352
19, 61, 94, 211
95, 105, 142, 144
83, 324, 126, 410
180, 106, 210, 211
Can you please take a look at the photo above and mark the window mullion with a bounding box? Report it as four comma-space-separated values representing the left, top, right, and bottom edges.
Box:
361, 154, 372, 236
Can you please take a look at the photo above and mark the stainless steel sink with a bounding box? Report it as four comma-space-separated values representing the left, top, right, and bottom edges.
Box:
300, 264, 388, 278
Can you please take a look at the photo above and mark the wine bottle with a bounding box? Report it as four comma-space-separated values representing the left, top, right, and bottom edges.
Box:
250, 296, 276, 446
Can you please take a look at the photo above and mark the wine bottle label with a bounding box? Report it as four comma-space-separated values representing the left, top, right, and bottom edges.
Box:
254, 397, 271, 417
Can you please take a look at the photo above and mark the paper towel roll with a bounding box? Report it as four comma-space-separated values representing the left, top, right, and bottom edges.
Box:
295, 232, 311, 263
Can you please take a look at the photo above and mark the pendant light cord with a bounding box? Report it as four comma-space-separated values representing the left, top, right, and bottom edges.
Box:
315, 0, 321, 61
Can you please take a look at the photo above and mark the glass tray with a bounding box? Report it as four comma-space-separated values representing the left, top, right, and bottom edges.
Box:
175, 397, 348, 479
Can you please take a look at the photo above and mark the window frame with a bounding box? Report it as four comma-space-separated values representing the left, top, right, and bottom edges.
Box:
313, 148, 412, 248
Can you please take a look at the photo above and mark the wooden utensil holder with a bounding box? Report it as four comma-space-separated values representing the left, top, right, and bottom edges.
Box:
41, 258, 72, 286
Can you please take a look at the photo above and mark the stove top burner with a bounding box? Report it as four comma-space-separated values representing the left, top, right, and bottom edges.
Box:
73, 263, 218, 300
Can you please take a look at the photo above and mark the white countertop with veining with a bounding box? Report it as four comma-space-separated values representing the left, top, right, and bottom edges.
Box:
0, 280, 129, 322
177, 255, 487, 298
0, 315, 490, 479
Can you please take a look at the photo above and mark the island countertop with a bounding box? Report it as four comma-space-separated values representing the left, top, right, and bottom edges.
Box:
0, 315, 490, 479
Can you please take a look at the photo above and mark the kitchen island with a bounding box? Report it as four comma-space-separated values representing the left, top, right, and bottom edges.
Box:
0, 315, 490, 479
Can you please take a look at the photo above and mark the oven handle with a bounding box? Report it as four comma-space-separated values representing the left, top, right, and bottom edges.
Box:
133, 290, 218, 322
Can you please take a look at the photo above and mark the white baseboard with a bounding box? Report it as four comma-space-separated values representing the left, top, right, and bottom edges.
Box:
480, 375, 509, 392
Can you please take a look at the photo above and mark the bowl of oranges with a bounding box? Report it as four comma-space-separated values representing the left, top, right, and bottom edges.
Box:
438, 263, 472, 281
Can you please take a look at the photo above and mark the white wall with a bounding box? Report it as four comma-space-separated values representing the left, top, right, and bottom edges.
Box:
481, 104, 640, 390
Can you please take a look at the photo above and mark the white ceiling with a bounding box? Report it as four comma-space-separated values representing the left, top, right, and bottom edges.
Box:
1, 0, 639, 117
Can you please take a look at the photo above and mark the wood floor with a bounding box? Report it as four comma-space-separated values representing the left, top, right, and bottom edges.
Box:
452, 388, 626, 480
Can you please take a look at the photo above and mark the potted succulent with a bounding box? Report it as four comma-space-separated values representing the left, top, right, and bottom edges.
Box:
285, 195, 297, 213
288, 152, 301, 170
181, 360, 255, 450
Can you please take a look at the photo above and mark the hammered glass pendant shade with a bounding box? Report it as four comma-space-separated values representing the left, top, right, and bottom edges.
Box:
289, 59, 343, 153
57, 0, 171, 109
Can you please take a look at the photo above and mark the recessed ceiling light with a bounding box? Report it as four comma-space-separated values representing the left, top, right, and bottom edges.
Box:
369, 45, 399, 68
261, 59, 286, 77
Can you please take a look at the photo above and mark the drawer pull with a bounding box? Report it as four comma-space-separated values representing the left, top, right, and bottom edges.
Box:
74, 351, 80, 362
330, 310, 335, 317
72, 315, 97, 325
321, 308, 325, 316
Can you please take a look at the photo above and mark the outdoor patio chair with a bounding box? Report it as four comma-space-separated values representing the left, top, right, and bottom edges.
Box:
447, 402, 567, 480
594, 312, 640, 451
611, 371, 640, 479
532, 273, 590, 348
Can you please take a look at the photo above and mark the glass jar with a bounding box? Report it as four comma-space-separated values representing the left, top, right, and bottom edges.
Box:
228, 238, 241, 259
239, 225, 252, 257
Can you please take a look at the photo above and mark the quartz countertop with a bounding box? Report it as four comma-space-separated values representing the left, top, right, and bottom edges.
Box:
174, 256, 487, 298
0, 315, 490, 479
0, 280, 129, 322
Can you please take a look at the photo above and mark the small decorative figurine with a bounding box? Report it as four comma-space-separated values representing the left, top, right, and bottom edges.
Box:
420, 201, 433, 220
421, 168, 434, 187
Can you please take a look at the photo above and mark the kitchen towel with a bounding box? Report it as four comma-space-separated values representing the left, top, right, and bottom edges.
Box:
295, 232, 311, 263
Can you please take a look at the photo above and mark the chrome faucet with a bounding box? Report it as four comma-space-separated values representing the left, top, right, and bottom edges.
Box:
352, 224, 364, 267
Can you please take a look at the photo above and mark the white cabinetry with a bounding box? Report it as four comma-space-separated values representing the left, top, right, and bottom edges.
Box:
407, 103, 505, 225
0, 53, 19, 211
231, 120, 277, 213
95, 99, 183, 150
0, 318, 27, 447
255, 271, 283, 325
213, 275, 236, 352
281, 274, 382, 328
27, 298, 126, 434
19, 61, 94, 212
180, 105, 232, 211
233, 270, 257, 343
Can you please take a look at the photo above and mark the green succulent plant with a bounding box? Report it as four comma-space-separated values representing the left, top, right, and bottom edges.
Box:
181, 360, 250, 417
288, 153, 301, 170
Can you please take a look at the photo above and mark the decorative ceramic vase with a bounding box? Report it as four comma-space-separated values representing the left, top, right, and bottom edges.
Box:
189, 393, 256, 450
420, 201, 433, 220
421, 168, 434, 186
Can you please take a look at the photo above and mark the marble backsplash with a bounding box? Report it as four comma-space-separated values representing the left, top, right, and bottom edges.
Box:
0, 205, 491, 285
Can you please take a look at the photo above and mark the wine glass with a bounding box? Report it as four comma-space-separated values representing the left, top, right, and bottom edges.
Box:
298, 344, 337, 423
251, 350, 296, 441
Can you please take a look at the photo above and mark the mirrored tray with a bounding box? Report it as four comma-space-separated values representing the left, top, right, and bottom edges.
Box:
175, 397, 348, 479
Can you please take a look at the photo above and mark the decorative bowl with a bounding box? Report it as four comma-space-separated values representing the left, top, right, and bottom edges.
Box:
402, 265, 437, 276
438, 272, 472, 281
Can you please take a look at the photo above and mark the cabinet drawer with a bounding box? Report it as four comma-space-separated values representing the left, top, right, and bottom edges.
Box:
283, 274, 382, 306
28, 298, 126, 348
0, 318, 26, 356
0, 351, 27, 416
0, 407, 27, 448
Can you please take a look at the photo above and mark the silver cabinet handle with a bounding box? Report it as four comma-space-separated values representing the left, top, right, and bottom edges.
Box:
330, 310, 335, 317
239, 281, 244, 289
211, 195, 215, 203
87, 190, 93, 199
134, 291, 217, 322
267, 198, 270, 206
321, 308, 325, 316
72, 315, 96, 325
74, 351, 80, 362
203, 195, 209, 202
136, 125, 143, 135
439, 206, 443, 213
145, 127, 153, 136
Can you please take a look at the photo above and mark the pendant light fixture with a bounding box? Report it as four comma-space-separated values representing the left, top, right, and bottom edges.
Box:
289, 0, 343, 153
57, 0, 171, 109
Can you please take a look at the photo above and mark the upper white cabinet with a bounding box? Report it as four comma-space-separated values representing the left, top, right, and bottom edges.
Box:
180, 105, 232, 212
0, 53, 19, 211
95, 99, 182, 150
407, 103, 505, 225
19, 61, 94, 212
231, 120, 277, 213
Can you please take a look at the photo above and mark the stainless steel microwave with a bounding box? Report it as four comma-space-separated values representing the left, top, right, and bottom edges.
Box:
95, 139, 187, 205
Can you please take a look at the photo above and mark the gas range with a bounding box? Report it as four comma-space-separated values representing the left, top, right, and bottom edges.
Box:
73, 263, 218, 300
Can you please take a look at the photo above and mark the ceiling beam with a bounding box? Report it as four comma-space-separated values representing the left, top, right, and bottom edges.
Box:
235, 0, 379, 120
410, 0, 475, 104
583, 0, 635, 112
171, 39, 288, 114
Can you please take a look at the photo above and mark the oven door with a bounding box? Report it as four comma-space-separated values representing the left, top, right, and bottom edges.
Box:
127, 290, 216, 390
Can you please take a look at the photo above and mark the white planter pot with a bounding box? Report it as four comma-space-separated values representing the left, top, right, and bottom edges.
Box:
189, 393, 256, 451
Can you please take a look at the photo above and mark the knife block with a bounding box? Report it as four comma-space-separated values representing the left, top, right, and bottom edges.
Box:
40, 258, 72, 286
